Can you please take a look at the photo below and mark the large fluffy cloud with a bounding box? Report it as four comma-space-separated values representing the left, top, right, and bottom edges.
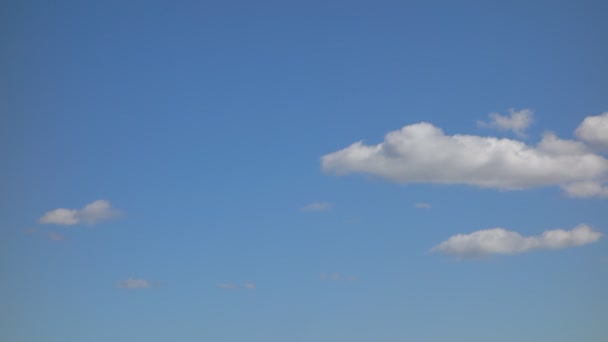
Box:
321, 122, 608, 196
39, 200, 121, 225
477, 108, 533, 137
575, 112, 608, 151
432, 224, 602, 257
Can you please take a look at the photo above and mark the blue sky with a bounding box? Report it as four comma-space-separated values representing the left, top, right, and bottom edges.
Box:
2, 0, 607, 341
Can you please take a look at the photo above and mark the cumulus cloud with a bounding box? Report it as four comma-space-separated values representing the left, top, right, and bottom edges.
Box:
432, 224, 602, 257
477, 109, 534, 136
39, 200, 121, 225
39, 208, 80, 225
117, 278, 152, 289
301, 201, 333, 212
321, 122, 608, 197
575, 112, 608, 151
561, 181, 608, 198
415, 202, 431, 209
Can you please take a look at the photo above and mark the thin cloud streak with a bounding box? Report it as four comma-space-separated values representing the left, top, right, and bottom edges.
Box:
117, 278, 152, 289
301, 201, 333, 212
218, 282, 256, 290
320, 273, 357, 282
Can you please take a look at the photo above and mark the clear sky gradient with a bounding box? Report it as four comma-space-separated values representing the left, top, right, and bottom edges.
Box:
2, 1, 607, 341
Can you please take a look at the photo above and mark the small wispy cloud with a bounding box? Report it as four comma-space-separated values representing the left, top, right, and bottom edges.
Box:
301, 201, 333, 212
477, 108, 534, 137
23, 228, 66, 242
47, 232, 65, 241
218, 282, 256, 290
117, 278, 152, 289
39, 200, 121, 226
432, 224, 602, 258
414, 202, 431, 209
218, 283, 238, 290
24, 228, 39, 235
320, 273, 357, 282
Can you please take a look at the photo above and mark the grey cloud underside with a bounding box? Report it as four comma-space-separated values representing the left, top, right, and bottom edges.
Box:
321, 122, 608, 196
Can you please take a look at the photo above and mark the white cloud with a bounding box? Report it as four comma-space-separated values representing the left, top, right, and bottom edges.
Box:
39, 208, 80, 225
243, 282, 256, 289
301, 201, 333, 212
117, 278, 151, 289
575, 112, 608, 151
39, 200, 121, 225
78, 200, 120, 224
477, 109, 534, 136
561, 181, 608, 198
218, 283, 238, 290
321, 122, 608, 197
432, 224, 602, 257
415, 202, 431, 209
